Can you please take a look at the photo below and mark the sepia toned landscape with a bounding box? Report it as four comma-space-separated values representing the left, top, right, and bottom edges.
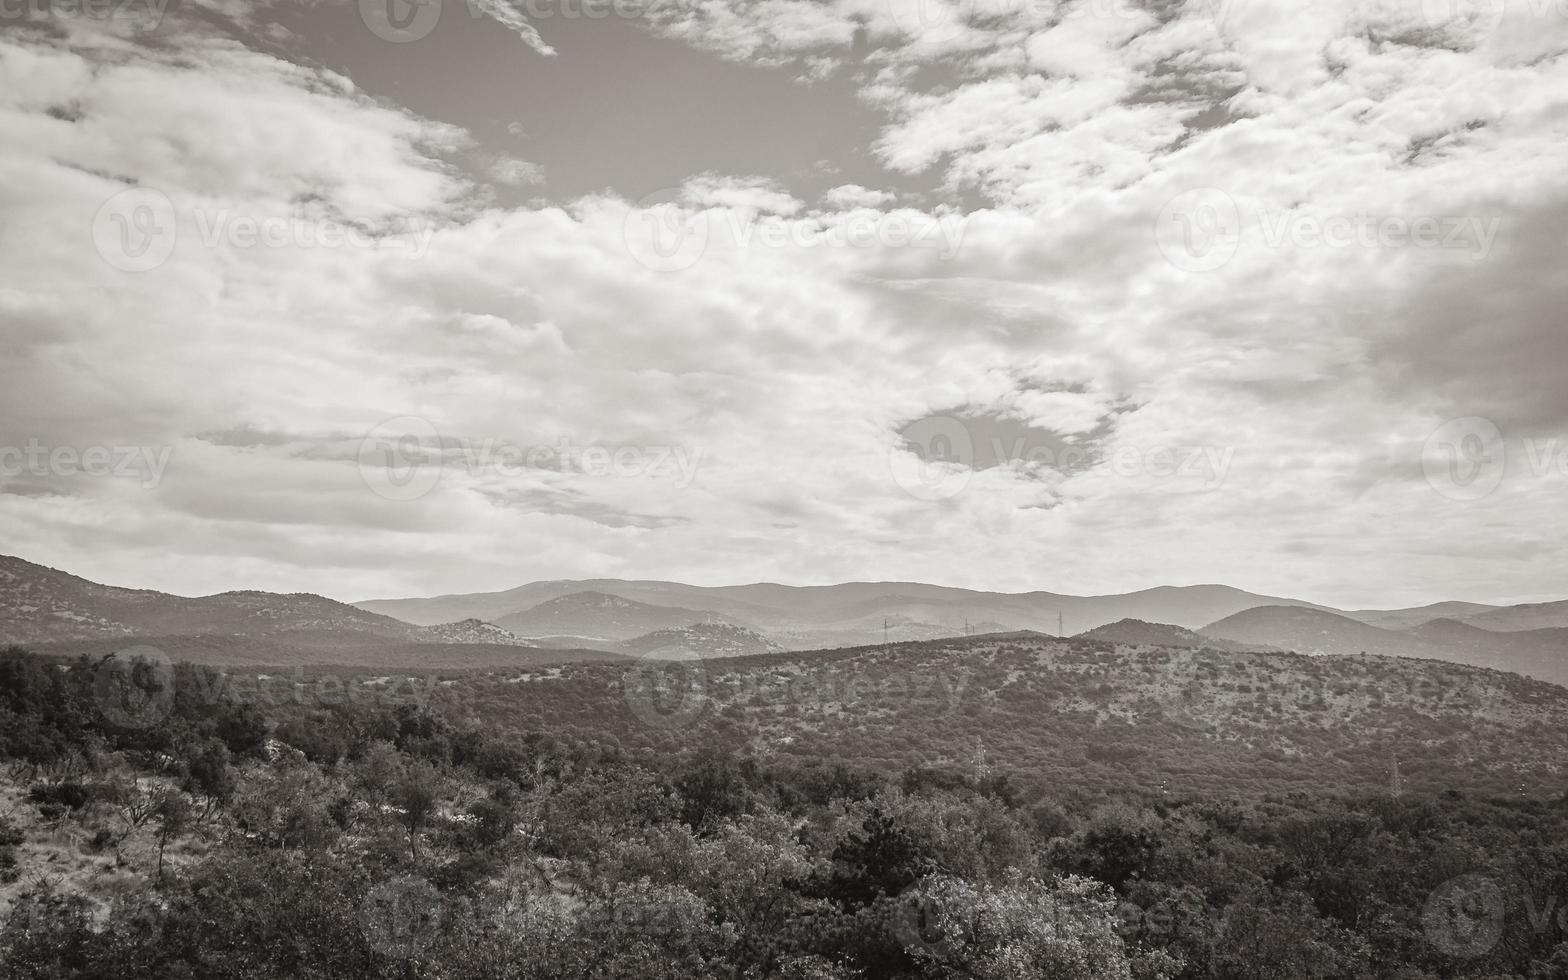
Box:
4, 0, 1568, 977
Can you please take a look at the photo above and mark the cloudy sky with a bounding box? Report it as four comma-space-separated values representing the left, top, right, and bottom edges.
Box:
1, 0, 1565, 608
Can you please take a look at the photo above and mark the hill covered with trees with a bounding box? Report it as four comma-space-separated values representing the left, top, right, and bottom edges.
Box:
1, 642, 1566, 979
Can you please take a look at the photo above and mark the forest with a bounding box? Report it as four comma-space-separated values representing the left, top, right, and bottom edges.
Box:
1, 644, 1566, 980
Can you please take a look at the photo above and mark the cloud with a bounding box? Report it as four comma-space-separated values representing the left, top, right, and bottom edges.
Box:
2, 0, 1566, 610
821, 184, 897, 209
680, 174, 804, 214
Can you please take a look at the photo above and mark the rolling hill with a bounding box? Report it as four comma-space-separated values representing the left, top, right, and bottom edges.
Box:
0, 555, 422, 645
356, 578, 1333, 648
616, 622, 786, 658
1202, 605, 1568, 687
1077, 618, 1274, 653
1455, 600, 1568, 632
0, 556, 579, 668
1200, 606, 1444, 659
1342, 600, 1501, 630
494, 591, 731, 641
433, 633, 1568, 797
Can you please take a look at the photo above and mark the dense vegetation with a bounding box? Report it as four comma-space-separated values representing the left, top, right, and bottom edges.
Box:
2, 644, 1567, 979
436, 636, 1568, 797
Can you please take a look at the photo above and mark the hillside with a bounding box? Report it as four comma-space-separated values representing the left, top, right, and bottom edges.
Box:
434, 634, 1568, 797
1457, 599, 1568, 632
356, 577, 1331, 646
616, 622, 786, 658
494, 591, 730, 641
1409, 618, 1568, 687
417, 618, 530, 645
1204, 605, 1568, 686
1200, 605, 1448, 658
1076, 618, 1274, 653
0, 555, 421, 645
1343, 600, 1500, 630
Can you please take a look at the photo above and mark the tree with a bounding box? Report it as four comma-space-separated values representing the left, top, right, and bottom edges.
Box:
394, 759, 441, 860
152, 789, 191, 883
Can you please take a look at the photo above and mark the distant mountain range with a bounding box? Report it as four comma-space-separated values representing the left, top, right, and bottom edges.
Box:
356, 577, 1329, 638
2, 554, 1564, 685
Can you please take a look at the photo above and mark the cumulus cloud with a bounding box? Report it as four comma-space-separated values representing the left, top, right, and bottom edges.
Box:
1, 0, 1566, 609
821, 184, 897, 209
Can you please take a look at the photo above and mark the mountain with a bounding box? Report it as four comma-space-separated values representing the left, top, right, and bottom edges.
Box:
0, 555, 421, 645
1203, 605, 1568, 687
1077, 618, 1275, 653
356, 579, 1331, 647
436, 633, 1568, 797
494, 591, 730, 641
616, 622, 786, 659
1454, 600, 1568, 632
1408, 619, 1568, 687
0, 556, 595, 669
417, 619, 531, 645
1342, 600, 1500, 630
1201, 606, 1448, 659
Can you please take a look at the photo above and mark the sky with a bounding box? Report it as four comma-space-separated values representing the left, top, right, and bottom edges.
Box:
0, 0, 1565, 608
